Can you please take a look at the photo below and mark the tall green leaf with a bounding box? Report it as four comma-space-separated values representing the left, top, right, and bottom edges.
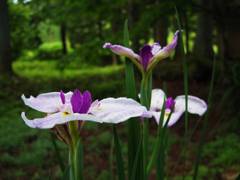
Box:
50, 133, 65, 173
110, 137, 114, 180
113, 126, 126, 180
140, 73, 152, 180
175, 7, 189, 179
69, 138, 84, 180
146, 99, 166, 177
175, 6, 189, 137
193, 57, 216, 180
123, 19, 141, 180
76, 139, 84, 180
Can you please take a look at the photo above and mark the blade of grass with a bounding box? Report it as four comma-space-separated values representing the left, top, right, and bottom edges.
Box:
175, 6, 189, 179
123, 19, 136, 99
123, 19, 141, 180
146, 99, 166, 177
110, 137, 114, 180
130, 136, 143, 180
113, 125, 126, 180
192, 56, 216, 180
156, 112, 173, 180
175, 6, 189, 138
76, 139, 84, 180
140, 73, 152, 180
168, 117, 202, 175
50, 133, 65, 173
62, 166, 70, 180
148, 83, 171, 179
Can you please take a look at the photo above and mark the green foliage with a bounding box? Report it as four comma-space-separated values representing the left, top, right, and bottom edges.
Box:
37, 41, 63, 60
232, 62, 240, 86
203, 134, 240, 167
13, 59, 123, 79
96, 170, 111, 180
9, 2, 41, 60
0, 59, 124, 179
0, 101, 66, 179
38, 21, 60, 43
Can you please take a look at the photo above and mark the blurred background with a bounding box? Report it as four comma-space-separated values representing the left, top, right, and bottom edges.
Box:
0, 0, 240, 179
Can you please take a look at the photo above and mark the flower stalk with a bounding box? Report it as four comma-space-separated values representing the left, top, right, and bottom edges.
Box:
68, 121, 82, 180
140, 73, 152, 179
69, 138, 83, 180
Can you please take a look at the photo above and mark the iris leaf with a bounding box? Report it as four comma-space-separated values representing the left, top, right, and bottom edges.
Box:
123, 19, 141, 180
113, 125, 126, 180
193, 56, 216, 180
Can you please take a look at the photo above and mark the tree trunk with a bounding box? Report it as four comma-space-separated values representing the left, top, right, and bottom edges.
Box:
193, 0, 213, 59
154, 16, 168, 46
128, 0, 140, 50
0, 0, 12, 74
214, 0, 240, 82
214, 0, 240, 60
60, 23, 67, 55
153, 0, 170, 80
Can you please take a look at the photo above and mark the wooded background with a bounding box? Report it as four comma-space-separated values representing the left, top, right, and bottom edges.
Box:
1, 0, 240, 76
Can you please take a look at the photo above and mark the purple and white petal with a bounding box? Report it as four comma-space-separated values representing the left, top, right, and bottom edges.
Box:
103, 42, 140, 60
175, 95, 207, 116
60, 91, 65, 104
22, 93, 62, 113
154, 30, 179, 60
151, 111, 161, 124
22, 91, 73, 113
89, 97, 148, 123
151, 109, 183, 127
21, 112, 100, 129
150, 89, 166, 111
167, 110, 185, 126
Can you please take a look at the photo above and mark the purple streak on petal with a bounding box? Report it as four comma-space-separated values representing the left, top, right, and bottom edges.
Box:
60, 90, 65, 104
165, 97, 175, 110
139, 45, 153, 70
71, 89, 83, 113
79, 91, 92, 113
163, 30, 179, 52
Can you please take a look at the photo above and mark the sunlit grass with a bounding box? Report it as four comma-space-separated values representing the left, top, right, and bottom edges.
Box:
39, 41, 73, 53
13, 60, 124, 79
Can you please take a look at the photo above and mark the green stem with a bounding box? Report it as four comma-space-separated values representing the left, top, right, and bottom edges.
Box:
69, 121, 79, 147
140, 73, 152, 180
69, 146, 77, 180
113, 125, 126, 180
68, 121, 82, 180
50, 133, 65, 173
174, 7, 189, 179
192, 57, 216, 180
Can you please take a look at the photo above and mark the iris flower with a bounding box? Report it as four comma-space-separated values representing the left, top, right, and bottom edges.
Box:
150, 89, 207, 126
103, 31, 179, 73
21, 89, 149, 129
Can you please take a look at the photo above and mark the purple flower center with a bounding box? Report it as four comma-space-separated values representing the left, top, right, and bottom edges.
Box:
70, 89, 92, 114
139, 45, 153, 71
60, 90, 65, 104
165, 97, 175, 110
